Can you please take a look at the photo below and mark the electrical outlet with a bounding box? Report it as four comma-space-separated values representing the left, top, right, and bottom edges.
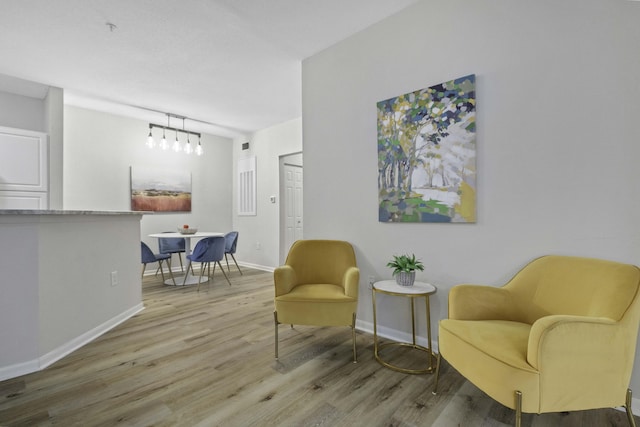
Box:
110, 271, 118, 287
368, 275, 376, 289
256, 241, 261, 250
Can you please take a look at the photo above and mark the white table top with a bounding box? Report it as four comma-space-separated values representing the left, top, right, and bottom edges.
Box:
373, 280, 437, 296
149, 231, 224, 239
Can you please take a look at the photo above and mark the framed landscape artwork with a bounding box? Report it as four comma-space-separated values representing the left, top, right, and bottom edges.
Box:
130, 167, 192, 212
377, 74, 476, 223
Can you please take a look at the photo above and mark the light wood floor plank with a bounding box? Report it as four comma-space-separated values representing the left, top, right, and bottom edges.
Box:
1, 267, 637, 426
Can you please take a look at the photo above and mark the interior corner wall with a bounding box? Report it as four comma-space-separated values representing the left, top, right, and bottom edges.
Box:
63, 106, 233, 248
302, 0, 640, 388
0, 90, 45, 132
232, 118, 302, 270
45, 87, 64, 209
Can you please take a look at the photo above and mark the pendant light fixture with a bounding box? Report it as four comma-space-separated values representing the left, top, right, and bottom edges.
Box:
146, 129, 155, 148
172, 129, 181, 152
195, 135, 203, 156
159, 127, 169, 150
184, 133, 193, 155
146, 113, 203, 156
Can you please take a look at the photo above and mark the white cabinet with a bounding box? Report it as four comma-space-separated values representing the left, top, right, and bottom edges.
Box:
0, 126, 48, 209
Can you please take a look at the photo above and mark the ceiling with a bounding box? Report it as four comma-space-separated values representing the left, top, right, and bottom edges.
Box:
0, 0, 418, 138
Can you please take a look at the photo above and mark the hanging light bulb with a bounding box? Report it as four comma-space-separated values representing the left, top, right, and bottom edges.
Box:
146, 129, 154, 148
195, 135, 203, 156
184, 134, 193, 154
147, 114, 206, 158
160, 128, 169, 150
172, 130, 181, 152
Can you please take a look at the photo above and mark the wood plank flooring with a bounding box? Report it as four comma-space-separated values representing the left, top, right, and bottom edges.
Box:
0, 267, 637, 426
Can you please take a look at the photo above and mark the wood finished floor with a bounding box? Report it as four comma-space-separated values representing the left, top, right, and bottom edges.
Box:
0, 267, 637, 426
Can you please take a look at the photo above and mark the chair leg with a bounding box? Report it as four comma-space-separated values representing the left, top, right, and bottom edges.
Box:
231, 253, 242, 275
627, 389, 637, 427
178, 253, 184, 272
166, 259, 176, 286
352, 312, 357, 363
515, 390, 522, 427
217, 261, 232, 286
182, 263, 190, 286
432, 352, 442, 395
225, 253, 231, 272
196, 262, 206, 292
274, 311, 279, 359
159, 260, 168, 284
141, 264, 146, 279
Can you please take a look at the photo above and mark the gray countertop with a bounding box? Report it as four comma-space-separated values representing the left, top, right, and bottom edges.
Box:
0, 209, 146, 215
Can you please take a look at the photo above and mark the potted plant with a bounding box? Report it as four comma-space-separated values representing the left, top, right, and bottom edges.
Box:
387, 254, 424, 287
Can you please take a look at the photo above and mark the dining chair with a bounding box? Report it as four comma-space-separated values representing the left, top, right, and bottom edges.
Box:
224, 231, 242, 275
158, 232, 186, 272
186, 235, 231, 290
141, 241, 176, 286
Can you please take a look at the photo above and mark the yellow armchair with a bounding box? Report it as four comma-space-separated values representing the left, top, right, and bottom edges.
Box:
434, 255, 640, 427
274, 239, 359, 362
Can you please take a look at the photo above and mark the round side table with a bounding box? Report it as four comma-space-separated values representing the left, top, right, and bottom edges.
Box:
372, 280, 437, 374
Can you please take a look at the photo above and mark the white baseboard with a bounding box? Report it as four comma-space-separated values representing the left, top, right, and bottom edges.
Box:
236, 261, 274, 273
155, 261, 275, 275
0, 359, 40, 382
355, 318, 439, 354
0, 303, 144, 382
616, 397, 640, 417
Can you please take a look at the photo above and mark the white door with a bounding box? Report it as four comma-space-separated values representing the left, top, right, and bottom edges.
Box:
284, 164, 303, 257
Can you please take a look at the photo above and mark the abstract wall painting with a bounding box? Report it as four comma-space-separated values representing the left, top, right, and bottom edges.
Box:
130, 167, 192, 212
377, 74, 476, 223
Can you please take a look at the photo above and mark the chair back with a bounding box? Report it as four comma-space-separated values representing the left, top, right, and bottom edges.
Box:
224, 231, 239, 254
285, 240, 356, 286
158, 232, 185, 254
141, 242, 157, 263
506, 255, 640, 323
190, 236, 225, 263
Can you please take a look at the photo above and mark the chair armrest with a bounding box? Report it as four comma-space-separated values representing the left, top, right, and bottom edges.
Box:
527, 315, 619, 370
343, 266, 360, 299
274, 265, 297, 296
448, 284, 514, 320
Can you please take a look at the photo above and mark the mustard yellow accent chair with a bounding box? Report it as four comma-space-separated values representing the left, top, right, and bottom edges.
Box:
274, 240, 360, 362
434, 255, 640, 427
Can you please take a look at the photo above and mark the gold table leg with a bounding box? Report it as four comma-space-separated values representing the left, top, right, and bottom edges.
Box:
372, 289, 435, 374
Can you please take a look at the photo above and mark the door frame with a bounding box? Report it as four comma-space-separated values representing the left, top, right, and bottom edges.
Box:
279, 151, 303, 265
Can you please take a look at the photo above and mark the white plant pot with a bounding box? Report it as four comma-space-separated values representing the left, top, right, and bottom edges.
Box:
395, 271, 416, 287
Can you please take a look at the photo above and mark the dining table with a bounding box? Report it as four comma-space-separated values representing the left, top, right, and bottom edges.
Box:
149, 231, 224, 286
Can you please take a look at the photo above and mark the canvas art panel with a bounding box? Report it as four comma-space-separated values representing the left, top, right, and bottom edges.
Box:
130, 167, 192, 212
378, 74, 476, 223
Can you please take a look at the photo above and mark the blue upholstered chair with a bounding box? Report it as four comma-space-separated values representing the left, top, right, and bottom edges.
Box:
158, 232, 186, 272
224, 231, 242, 275
141, 242, 176, 286
186, 236, 231, 290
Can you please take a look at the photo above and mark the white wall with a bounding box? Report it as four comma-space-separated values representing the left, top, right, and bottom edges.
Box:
232, 118, 302, 269
63, 106, 234, 249
302, 0, 640, 388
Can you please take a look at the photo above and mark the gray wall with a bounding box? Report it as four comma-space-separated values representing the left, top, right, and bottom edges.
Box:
302, 0, 640, 391
0, 90, 45, 131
